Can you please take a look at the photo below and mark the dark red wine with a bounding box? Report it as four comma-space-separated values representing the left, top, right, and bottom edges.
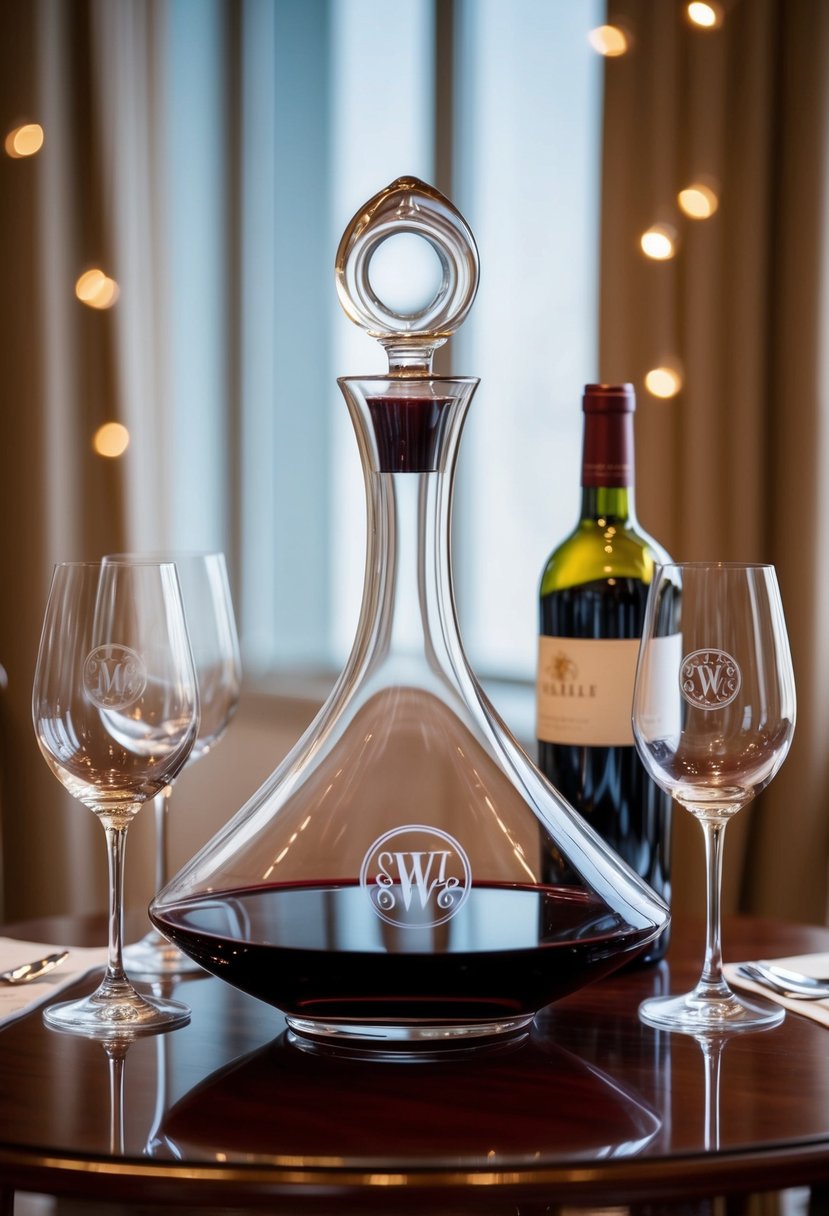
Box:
151, 882, 652, 1022
367, 394, 453, 472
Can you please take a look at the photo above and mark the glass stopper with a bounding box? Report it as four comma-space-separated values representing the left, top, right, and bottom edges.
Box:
335, 176, 480, 375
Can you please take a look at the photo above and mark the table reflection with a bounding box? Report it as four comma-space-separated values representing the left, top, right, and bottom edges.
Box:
536, 957, 674, 1150
151, 1028, 661, 1169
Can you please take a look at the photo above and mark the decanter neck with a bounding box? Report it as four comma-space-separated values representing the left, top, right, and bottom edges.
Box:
338, 377, 479, 677
374, 472, 447, 658
339, 376, 479, 475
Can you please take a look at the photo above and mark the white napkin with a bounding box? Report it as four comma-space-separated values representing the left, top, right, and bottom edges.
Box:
0, 937, 109, 1029
725, 952, 829, 1028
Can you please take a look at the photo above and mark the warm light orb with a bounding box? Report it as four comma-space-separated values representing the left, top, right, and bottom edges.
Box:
645, 367, 683, 399
640, 225, 677, 261
75, 268, 120, 309
4, 123, 45, 158
678, 183, 719, 219
93, 422, 130, 458
687, 2, 723, 29
587, 24, 629, 57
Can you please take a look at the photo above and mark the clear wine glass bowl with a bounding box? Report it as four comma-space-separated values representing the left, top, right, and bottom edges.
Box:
32, 560, 199, 1037
110, 552, 241, 977
632, 561, 796, 1032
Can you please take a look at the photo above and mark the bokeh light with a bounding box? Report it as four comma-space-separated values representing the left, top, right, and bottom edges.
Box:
76, 268, 120, 309
640, 225, 678, 261
645, 367, 683, 399
93, 422, 130, 458
678, 183, 719, 219
687, 2, 723, 29
587, 25, 629, 57
4, 123, 44, 158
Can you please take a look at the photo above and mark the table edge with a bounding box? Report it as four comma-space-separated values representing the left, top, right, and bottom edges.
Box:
2, 1135, 829, 1207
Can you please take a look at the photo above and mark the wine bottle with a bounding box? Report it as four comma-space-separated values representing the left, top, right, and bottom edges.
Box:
536, 383, 673, 964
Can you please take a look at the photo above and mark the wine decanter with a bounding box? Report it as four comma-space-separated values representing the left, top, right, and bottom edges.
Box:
150, 177, 669, 1054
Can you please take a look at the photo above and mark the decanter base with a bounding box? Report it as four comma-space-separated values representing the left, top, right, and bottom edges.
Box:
285, 1013, 534, 1058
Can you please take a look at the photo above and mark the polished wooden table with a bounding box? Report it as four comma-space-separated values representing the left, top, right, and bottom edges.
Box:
1, 913, 829, 1213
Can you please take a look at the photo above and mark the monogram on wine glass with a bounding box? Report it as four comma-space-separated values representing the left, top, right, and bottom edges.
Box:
360, 825, 471, 928
83, 644, 147, 710
680, 648, 742, 710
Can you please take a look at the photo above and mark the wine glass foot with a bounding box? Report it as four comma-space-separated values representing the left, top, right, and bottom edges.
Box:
123, 929, 204, 978
43, 987, 190, 1039
639, 988, 785, 1033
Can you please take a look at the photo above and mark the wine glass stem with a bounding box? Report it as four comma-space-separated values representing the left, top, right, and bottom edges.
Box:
153, 787, 172, 892
103, 822, 130, 985
698, 817, 730, 999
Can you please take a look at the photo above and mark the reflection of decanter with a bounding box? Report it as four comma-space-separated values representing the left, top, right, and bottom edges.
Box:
150, 177, 669, 1053
154, 1032, 661, 1164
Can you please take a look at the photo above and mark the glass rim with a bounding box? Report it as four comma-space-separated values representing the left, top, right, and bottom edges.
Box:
52, 558, 179, 570
654, 561, 776, 571
103, 550, 227, 562
336, 374, 480, 386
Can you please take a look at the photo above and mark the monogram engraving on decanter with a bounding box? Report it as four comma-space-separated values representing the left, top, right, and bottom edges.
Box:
83, 644, 147, 710
680, 649, 741, 710
360, 825, 471, 928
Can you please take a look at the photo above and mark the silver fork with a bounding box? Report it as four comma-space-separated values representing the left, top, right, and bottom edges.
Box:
759, 960, 829, 986
736, 962, 829, 1001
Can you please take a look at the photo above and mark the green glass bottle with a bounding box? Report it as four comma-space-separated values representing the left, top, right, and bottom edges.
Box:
537, 383, 673, 963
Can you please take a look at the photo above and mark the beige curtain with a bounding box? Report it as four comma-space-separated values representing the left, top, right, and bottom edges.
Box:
601, 0, 829, 922
0, 0, 171, 921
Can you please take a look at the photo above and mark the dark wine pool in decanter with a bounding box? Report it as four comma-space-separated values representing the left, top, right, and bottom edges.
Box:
150, 176, 669, 1053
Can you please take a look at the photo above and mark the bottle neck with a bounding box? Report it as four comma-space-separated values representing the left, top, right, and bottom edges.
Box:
580, 407, 636, 523
580, 485, 636, 523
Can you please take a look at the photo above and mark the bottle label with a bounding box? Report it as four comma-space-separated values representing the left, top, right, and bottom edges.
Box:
536, 635, 681, 746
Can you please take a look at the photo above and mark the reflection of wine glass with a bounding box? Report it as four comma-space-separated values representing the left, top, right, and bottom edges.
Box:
103, 1015, 182, 1157
102, 1036, 130, 1155
633, 562, 796, 1032
694, 1030, 726, 1152
112, 553, 241, 976
32, 560, 199, 1036
673, 1023, 777, 1152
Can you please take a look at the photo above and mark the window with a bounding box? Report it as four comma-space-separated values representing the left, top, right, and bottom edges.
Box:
161, 0, 603, 703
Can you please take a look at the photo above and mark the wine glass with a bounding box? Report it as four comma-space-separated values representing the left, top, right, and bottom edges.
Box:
110, 553, 242, 976
32, 560, 199, 1036
633, 562, 796, 1032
